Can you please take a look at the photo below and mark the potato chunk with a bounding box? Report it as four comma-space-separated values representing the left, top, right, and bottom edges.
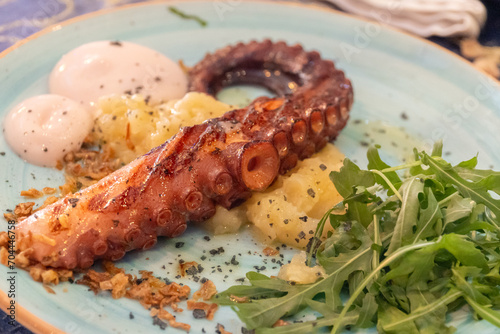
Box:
244, 144, 344, 248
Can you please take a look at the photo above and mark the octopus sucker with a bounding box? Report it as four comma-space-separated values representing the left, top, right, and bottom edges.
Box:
15, 40, 353, 269
92, 239, 108, 256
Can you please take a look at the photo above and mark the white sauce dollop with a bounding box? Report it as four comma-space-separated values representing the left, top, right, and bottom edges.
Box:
49, 41, 188, 110
3, 94, 93, 167
4, 40, 188, 167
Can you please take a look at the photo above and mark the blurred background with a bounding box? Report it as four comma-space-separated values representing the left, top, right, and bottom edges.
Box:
0, 0, 499, 78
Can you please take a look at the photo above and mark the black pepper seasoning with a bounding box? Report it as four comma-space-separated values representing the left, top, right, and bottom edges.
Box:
193, 309, 206, 319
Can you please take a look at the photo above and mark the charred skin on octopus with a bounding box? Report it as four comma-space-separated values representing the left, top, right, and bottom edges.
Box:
16, 40, 353, 269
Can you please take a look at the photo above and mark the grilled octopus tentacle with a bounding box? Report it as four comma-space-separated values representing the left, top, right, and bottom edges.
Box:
16, 40, 353, 269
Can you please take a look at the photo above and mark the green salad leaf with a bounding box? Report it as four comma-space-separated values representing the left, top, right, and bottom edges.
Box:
214, 144, 500, 333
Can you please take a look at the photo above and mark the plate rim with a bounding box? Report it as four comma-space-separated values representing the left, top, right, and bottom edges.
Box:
0, 1, 498, 333
0, 0, 495, 82
0, 290, 64, 334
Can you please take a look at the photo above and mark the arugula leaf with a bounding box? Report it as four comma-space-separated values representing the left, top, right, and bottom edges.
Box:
330, 159, 376, 227
217, 145, 500, 333
257, 312, 359, 334
332, 239, 439, 333
456, 155, 478, 169
217, 221, 374, 330
452, 266, 491, 305
407, 141, 443, 176
443, 196, 475, 228
378, 301, 420, 334
317, 221, 374, 309
431, 141, 444, 157
411, 187, 442, 243
386, 177, 425, 255
168, 6, 207, 26
355, 292, 378, 328
330, 159, 375, 198
422, 154, 500, 231
382, 247, 436, 286
382, 289, 461, 333
466, 297, 500, 327
456, 167, 500, 193
367, 146, 402, 189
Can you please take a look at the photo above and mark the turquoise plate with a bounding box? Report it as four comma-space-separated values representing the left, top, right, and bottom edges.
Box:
0, 1, 499, 333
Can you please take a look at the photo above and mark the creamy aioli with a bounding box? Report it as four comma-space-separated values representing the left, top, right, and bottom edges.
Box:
3, 94, 93, 167
49, 41, 188, 110
4, 40, 188, 167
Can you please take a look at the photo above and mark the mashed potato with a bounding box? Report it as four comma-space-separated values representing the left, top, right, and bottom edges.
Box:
92, 92, 234, 163
204, 143, 344, 248
91, 93, 343, 249
242, 143, 344, 248
278, 251, 326, 284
